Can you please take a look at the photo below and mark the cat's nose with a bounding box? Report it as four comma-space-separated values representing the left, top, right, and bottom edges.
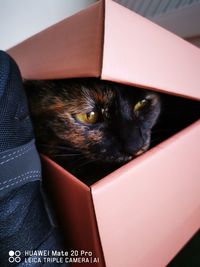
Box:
118, 123, 145, 156
123, 140, 144, 156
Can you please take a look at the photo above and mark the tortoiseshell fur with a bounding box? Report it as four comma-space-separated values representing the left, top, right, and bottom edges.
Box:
24, 78, 161, 184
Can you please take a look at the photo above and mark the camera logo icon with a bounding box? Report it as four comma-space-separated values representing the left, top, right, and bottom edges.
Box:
8, 250, 21, 263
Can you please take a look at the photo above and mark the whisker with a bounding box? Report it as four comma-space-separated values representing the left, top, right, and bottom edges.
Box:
61, 155, 88, 168
54, 153, 82, 157
151, 128, 170, 133
38, 143, 78, 151
73, 158, 98, 170
151, 136, 163, 142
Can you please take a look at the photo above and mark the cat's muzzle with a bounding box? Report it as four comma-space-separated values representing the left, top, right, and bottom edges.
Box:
134, 143, 150, 156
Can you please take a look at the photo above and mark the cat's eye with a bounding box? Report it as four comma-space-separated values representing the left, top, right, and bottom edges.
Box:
134, 99, 148, 113
75, 111, 99, 124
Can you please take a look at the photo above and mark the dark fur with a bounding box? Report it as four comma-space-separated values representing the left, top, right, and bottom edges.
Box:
24, 78, 161, 184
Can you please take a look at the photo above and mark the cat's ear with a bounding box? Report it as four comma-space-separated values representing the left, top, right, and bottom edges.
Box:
146, 93, 161, 107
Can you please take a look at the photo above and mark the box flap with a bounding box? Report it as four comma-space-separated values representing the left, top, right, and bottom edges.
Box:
41, 156, 105, 266
101, 0, 200, 100
7, 1, 104, 79
91, 120, 200, 267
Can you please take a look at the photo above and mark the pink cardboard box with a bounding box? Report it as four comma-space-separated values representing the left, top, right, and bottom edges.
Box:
8, 1, 200, 266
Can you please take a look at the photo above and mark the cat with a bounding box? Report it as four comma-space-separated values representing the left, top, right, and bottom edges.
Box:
24, 78, 161, 184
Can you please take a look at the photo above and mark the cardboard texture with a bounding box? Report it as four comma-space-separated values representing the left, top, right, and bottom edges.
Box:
7, 0, 200, 266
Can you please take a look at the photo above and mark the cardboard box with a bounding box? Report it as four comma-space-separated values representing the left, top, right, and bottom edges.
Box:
8, 1, 200, 266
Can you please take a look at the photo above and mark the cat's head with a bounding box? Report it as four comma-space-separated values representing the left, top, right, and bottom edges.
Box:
25, 79, 161, 166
